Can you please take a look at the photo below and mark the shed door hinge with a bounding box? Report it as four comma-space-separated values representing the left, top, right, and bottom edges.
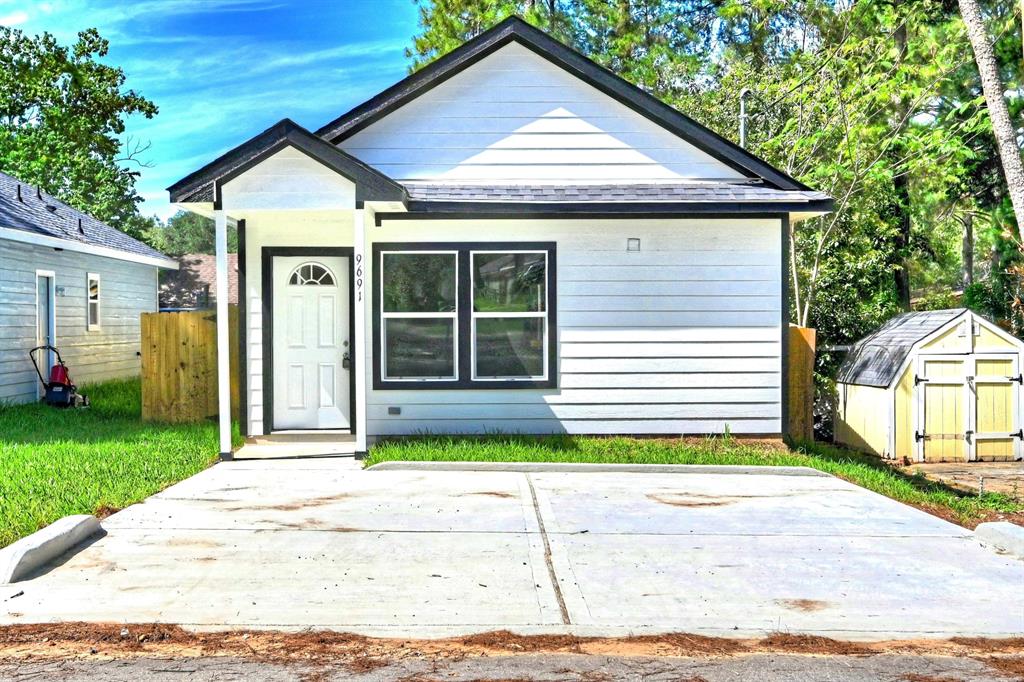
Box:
1013, 430, 1023, 440
914, 430, 927, 442
1008, 375, 1023, 384
914, 375, 929, 386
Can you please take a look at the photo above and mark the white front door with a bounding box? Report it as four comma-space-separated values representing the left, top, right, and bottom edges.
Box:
272, 256, 350, 430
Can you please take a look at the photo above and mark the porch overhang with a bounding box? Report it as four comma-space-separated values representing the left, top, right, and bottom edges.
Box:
167, 118, 407, 211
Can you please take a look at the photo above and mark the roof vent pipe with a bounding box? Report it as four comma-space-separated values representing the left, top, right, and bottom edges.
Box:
36, 186, 42, 200
78, 218, 84, 234
739, 88, 751, 149
16, 184, 21, 202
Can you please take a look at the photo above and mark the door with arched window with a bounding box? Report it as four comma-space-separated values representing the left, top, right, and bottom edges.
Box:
272, 255, 350, 430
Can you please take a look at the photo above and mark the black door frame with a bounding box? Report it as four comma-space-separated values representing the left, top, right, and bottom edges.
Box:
261, 246, 356, 433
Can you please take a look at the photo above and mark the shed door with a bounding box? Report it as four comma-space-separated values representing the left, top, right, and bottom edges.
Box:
970, 355, 1021, 462
915, 356, 967, 462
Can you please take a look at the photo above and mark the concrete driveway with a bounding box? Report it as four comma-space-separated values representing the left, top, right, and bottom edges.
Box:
1, 459, 1021, 640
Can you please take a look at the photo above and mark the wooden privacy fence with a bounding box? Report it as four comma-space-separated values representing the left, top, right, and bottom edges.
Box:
788, 325, 817, 442
141, 307, 239, 423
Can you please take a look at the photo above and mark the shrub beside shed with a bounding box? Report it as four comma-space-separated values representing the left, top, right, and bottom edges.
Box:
835, 309, 1024, 462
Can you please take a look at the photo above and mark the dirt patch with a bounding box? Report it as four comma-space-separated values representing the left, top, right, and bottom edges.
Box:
900, 675, 964, 682
227, 493, 353, 513
648, 494, 732, 508
460, 630, 589, 652
2, 623, 1023, 667
757, 633, 872, 656
950, 637, 1024, 652
93, 506, 121, 520
165, 537, 222, 549
983, 655, 1024, 677
776, 599, 829, 612
463, 492, 517, 499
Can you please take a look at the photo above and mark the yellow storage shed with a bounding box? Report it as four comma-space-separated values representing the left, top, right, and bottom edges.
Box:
835, 309, 1024, 462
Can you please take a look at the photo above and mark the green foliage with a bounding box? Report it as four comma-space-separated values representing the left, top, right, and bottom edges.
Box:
0, 378, 240, 547
0, 27, 158, 241
367, 435, 1022, 526
145, 211, 238, 257
406, 0, 1022, 397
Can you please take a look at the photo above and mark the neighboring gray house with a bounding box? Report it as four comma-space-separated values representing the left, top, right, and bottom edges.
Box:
0, 170, 177, 403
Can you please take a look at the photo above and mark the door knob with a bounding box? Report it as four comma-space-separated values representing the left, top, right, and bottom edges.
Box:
342, 351, 351, 369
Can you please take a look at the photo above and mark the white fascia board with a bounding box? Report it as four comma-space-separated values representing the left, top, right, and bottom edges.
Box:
0, 225, 179, 270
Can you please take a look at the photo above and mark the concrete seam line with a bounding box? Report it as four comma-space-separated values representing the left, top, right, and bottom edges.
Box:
527, 473, 570, 625
0, 515, 101, 584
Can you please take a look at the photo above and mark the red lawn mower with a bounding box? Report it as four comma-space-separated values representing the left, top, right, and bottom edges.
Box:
29, 345, 89, 408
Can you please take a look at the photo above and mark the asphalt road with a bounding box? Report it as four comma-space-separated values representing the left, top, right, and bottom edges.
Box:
0, 652, 1017, 681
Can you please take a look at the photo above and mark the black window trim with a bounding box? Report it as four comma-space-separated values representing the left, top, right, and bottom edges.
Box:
373, 241, 558, 390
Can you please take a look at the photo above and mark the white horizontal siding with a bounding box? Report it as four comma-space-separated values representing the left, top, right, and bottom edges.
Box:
0, 239, 158, 403
365, 218, 783, 437
221, 146, 356, 211
339, 42, 744, 183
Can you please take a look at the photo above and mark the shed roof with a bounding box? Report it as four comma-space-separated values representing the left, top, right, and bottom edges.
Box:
836, 309, 969, 388
0, 170, 174, 266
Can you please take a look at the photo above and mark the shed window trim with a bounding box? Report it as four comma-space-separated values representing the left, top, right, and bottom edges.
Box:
86, 272, 101, 331
373, 242, 557, 390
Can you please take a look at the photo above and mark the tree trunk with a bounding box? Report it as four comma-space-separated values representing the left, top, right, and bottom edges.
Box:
958, 0, 1024, 240
962, 212, 974, 288
892, 19, 912, 311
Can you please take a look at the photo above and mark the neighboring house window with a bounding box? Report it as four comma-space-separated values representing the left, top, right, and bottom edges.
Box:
86, 273, 100, 330
374, 243, 556, 389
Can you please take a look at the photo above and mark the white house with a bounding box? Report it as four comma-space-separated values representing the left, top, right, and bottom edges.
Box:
0, 170, 177, 403
167, 17, 832, 458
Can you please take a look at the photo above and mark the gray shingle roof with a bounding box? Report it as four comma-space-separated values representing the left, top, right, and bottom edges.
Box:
403, 182, 831, 204
836, 309, 969, 388
0, 170, 173, 264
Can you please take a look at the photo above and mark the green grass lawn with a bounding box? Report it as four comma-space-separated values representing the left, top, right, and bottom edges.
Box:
367, 434, 1024, 528
0, 378, 235, 548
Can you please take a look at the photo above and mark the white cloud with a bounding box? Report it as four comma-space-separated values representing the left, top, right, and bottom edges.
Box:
0, 9, 28, 25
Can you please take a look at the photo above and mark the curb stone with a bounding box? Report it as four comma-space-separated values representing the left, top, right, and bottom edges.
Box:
0, 515, 102, 583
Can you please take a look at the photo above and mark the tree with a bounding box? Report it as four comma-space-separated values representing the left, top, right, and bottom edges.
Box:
146, 211, 237, 257
0, 27, 157, 240
957, 0, 1024, 241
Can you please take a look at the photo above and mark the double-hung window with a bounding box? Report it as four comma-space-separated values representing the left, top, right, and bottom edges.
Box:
374, 242, 556, 389
380, 251, 458, 381
86, 273, 101, 330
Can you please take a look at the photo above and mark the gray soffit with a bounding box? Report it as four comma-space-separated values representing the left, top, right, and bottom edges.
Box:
0, 170, 172, 263
836, 309, 969, 388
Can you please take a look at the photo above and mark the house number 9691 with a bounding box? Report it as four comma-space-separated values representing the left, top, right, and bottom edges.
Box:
355, 253, 363, 302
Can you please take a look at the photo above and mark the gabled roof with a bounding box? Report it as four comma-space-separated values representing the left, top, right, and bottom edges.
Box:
315, 16, 809, 192
167, 118, 406, 206
837, 309, 969, 388
0, 170, 176, 268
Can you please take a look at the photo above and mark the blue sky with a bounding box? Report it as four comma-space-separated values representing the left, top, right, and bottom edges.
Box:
1, 0, 421, 220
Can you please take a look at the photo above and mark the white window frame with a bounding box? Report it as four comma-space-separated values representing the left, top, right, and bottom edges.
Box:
470, 250, 549, 382
379, 250, 459, 382
86, 272, 101, 331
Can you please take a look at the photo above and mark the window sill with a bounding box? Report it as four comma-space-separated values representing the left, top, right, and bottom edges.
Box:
375, 377, 557, 391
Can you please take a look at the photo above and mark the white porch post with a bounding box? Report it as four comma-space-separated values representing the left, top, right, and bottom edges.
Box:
354, 208, 368, 456
214, 209, 233, 458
